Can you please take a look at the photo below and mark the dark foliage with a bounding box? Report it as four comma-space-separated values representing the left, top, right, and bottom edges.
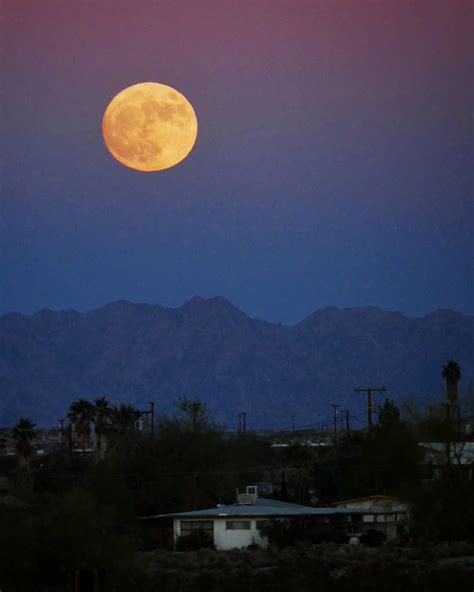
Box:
360, 529, 386, 547
258, 518, 346, 548
410, 470, 474, 543
313, 401, 423, 501
176, 530, 215, 551
0, 487, 137, 591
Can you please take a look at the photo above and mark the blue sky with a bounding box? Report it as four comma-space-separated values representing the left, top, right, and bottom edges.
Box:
1, 0, 472, 324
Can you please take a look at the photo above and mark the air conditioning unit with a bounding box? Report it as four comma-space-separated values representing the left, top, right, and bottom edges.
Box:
237, 493, 257, 505
236, 485, 258, 505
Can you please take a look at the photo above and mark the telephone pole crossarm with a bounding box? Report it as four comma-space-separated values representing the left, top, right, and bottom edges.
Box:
353, 386, 386, 429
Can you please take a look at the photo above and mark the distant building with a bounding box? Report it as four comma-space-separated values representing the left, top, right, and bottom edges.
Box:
419, 442, 474, 479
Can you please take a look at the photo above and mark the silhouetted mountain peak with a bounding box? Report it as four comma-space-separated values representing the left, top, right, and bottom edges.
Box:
423, 308, 471, 321
180, 295, 247, 318
297, 306, 405, 331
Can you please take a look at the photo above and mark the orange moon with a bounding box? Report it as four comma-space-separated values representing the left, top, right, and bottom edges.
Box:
102, 82, 198, 172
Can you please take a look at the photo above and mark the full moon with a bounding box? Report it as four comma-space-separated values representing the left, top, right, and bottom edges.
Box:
102, 82, 198, 172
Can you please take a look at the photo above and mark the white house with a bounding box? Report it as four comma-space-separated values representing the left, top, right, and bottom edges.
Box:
151, 487, 406, 549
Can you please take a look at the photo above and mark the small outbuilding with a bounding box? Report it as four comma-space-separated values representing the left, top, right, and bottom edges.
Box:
331, 495, 409, 542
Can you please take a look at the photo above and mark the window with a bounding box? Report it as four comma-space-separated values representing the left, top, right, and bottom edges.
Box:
226, 520, 251, 530
374, 515, 385, 523
363, 515, 374, 523
180, 521, 213, 536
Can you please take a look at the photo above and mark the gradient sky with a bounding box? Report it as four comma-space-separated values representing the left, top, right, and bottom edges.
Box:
2, 0, 473, 324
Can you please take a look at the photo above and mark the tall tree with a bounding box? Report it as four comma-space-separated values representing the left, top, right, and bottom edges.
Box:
377, 399, 401, 431
94, 396, 111, 457
108, 404, 141, 455
173, 397, 217, 434
110, 404, 141, 435
12, 417, 36, 493
12, 418, 36, 469
442, 360, 461, 404
68, 399, 95, 449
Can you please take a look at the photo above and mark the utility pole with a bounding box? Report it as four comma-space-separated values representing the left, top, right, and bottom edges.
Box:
292, 415, 295, 432
332, 404, 339, 444
353, 386, 386, 429
68, 423, 73, 454
446, 403, 451, 466
457, 404, 461, 442
190, 402, 201, 432
148, 401, 155, 437
60, 419, 65, 451
238, 412, 247, 435
345, 410, 350, 434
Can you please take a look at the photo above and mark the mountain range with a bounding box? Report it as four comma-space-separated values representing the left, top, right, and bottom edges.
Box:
1, 297, 473, 428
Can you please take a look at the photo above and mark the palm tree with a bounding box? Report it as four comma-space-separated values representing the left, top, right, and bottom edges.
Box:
110, 403, 141, 434
12, 418, 36, 469
67, 399, 95, 450
94, 396, 111, 455
109, 403, 141, 453
442, 360, 462, 404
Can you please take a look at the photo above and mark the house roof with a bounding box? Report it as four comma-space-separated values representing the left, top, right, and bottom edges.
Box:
146, 497, 395, 520
332, 495, 401, 506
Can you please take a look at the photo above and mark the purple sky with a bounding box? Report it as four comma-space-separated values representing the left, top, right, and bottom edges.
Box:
2, 0, 473, 324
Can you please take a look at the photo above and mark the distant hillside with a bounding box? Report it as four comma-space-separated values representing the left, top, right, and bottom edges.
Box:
0, 298, 473, 427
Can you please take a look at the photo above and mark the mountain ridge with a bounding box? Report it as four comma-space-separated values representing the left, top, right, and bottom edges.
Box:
4, 298, 472, 324
1, 298, 473, 427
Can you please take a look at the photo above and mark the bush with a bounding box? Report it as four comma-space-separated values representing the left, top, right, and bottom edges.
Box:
360, 529, 386, 547
175, 530, 214, 551
258, 518, 343, 548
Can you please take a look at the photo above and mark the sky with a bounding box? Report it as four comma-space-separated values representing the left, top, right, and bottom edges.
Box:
1, 0, 473, 325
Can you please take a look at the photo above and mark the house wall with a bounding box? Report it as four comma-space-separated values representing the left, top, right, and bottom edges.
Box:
359, 515, 400, 541
175, 518, 267, 550
174, 511, 405, 548
214, 519, 267, 550
336, 499, 407, 512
